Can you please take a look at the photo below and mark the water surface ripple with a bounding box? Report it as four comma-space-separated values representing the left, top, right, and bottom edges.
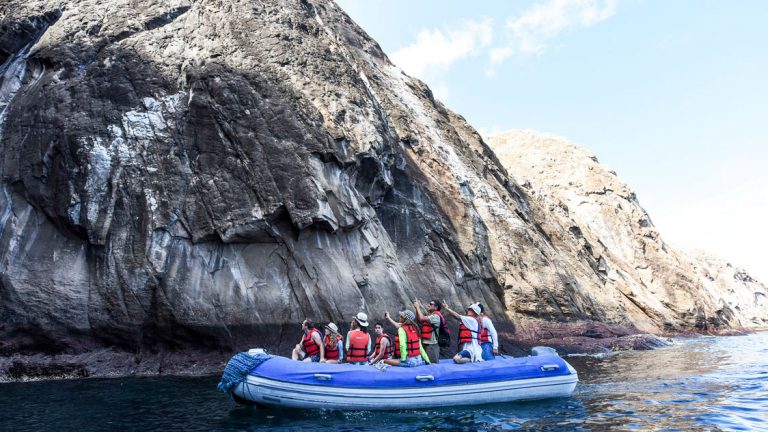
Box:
1, 332, 766, 431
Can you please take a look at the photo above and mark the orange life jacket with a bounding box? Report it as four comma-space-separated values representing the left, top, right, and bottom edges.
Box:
324, 335, 340, 361
346, 330, 370, 362
479, 315, 491, 343
457, 317, 482, 344
302, 328, 321, 356
374, 333, 394, 359
394, 325, 421, 358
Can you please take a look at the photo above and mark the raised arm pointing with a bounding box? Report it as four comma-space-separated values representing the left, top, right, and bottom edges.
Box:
441, 300, 461, 320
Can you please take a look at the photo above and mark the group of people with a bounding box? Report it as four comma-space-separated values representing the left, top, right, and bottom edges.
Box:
290, 299, 499, 367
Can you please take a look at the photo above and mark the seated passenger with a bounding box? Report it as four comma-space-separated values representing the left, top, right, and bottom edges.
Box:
291, 319, 325, 362
383, 310, 430, 367
476, 303, 499, 360
369, 322, 394, 364
346, 312, 372, 365
321, 322, 344, 364
441, 302, 484, 363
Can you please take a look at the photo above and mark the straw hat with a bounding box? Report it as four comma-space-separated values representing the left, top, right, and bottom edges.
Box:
325, 322, 339, 334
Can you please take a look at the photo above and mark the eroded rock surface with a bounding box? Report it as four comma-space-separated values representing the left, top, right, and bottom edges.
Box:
0, 2, 764, 379
487, 130, 768, 337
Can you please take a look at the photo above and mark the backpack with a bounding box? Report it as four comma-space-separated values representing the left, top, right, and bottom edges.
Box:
436, 312, 451, 348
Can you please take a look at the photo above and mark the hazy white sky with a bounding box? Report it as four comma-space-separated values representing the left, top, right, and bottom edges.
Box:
336, 0, 768, 282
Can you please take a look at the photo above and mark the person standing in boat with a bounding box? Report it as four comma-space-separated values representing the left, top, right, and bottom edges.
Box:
321, 322, 344, 364
368, 321, 394, 364
345, 312, 372, 365
412, 299, 443, 364
476, 303, 499, 360
291, 319, 325, 362
383, 310, 430, 367
441, 302, 484, 363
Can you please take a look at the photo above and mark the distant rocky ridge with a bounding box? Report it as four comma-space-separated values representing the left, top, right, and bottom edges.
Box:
487, 130, 767, 333
0, 1, 765, 380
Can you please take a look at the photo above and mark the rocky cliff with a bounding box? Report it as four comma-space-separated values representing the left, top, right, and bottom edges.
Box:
486, 130, 767, 334
0, 1, 764, 379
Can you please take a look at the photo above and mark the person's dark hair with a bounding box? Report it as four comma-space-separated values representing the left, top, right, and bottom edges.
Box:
375, 322, 384, 328
432, 300, 442, 311
304, 319, 314, 328
477, 303, 485, 313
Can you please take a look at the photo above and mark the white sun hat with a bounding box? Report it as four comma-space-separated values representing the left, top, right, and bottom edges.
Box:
353, 312, 369, 327
467, 303, 481, 315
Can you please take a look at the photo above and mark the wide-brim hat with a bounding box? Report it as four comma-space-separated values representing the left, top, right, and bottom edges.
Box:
325, 322, 339, 334
467, 303, 481, 315
353, 312, 369, 327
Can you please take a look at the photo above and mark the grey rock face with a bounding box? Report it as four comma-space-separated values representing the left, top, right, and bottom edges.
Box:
0, 0, 527, 363
0, 1, 763, 378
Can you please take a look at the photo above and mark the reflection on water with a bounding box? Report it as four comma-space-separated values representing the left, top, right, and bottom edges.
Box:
567, 333, 768, 431
1, 332, 766, 431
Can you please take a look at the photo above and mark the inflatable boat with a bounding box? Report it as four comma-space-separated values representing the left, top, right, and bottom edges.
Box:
219, 347, 578, 410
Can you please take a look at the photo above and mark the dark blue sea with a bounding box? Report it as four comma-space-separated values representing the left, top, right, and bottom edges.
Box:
1, 332, 766, 431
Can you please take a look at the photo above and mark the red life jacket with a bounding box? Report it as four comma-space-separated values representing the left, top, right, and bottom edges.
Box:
302, 328, 321, 356
420, 320, 432, 340
375, 333, 394, 359
346, 330, 370, 362
479, 315, 490, 343
457, 317, 482, 344
324, 335, 340, 361
420, 311, 447, 340
394, 325, 421, 358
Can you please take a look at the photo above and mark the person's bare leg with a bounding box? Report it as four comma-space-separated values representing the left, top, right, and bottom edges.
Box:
302, 357, 313, 362
453, 354, 471, 364
325, 360, 339, 364
383, 359, 400, 366
291, 345, 303, 361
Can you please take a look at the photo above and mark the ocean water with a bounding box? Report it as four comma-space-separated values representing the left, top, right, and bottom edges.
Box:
1, 332, 766, 431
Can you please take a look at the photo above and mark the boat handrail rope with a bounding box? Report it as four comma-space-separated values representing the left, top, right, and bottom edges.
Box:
217, 352, 273, 397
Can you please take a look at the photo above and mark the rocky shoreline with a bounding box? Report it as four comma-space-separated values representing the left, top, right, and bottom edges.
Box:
4, 323, 761, 383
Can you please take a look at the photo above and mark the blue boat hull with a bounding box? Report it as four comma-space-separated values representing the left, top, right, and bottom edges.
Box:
230, 349, 578, 410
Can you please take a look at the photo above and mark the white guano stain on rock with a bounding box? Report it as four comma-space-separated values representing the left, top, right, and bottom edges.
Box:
0, 45, 29, 139
82, 136, 112, 226
383, 63, 526, 259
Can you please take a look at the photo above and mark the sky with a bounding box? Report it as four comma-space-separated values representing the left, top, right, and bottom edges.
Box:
336, 0, 768, 282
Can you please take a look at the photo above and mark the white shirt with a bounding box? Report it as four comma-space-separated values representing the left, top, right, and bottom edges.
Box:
481, 316, 499, 350
459, 315, 484, 362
